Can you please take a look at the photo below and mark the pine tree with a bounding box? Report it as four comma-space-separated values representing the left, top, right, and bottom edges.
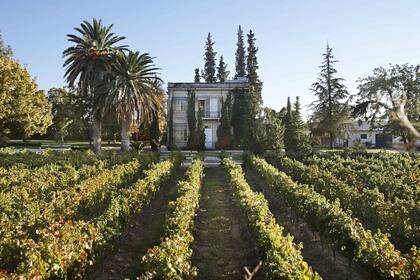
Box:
194, 68, 200, 83
187, 89, 196, 149
203, 32, 217, 83
216, 92, 232, 149
293, 96, 305, 128
235, 25, 246, 78
310, 44, 349, 148
196, 108, 206, 150
217, 55, 229, 82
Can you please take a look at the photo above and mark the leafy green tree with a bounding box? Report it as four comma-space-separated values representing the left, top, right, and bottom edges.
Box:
0, 31, 13, 58
310, 44, 349, 148
256, 107, 284, 152
186, 89, 196, 149
284, 97, 312, 159
202, 32, 217, 83
101, 51, 161, 151
63, 18, 127, 153
246, 30, 260, 87
194, 68, 201, 83
235, 25, 246, 78
196, 107, 206, 150
216, 92, 233, 149
353, 64, 420, 151
47, 87, 90, 142
0, 56, 52, 141
217, 55, 229, 82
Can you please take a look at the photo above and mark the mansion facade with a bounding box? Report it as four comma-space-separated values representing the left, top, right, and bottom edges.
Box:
167, 78, 248, 149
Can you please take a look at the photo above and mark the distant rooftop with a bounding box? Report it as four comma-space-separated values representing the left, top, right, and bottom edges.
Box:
168, 77, 249, 89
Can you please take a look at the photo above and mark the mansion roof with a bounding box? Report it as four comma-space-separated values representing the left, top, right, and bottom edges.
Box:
168, 78, 249, 90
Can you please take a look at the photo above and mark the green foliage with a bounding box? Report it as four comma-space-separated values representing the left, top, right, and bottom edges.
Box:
234, 25, 246, 79
253, 107, 284, 153
222, 158, 321, 279
194, 68, 200, 83
216, 92, 233, 149
231, 88, 246, 147
353, 64, 420, 148
202, 33, 217, 83
310, 44, 350, 148
246, 30, 260, 87
284, 97, 312, 160
248, 155, 417, 280
196, 108, 206, 151
267, 152, 418, 248
150, 111, 160, 151
186, 89, 196, 149
140, 158, 203, 279
216, 55, 229, 82
0, 56, 52, 139
0, 30, 13, 58
47, 87, 90, 141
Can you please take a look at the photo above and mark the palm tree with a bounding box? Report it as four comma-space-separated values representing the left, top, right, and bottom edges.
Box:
101, 51, 162, 151
63, 18, 127, 153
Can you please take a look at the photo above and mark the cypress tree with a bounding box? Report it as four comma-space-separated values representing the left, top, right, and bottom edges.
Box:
216, 92, 233, 149
284, 96, 312, 159
194, 68, 200, 83
203, 32, 217, 83
310, 43, 349, 148
231, 88, 246, 147
217, 55, 229, 82
187, 89, 196, 149
196, 108, 206, 150
235, 25, 246, 78
246, 30, 260, 87
168, 96, 174, 149
150, 111, 160, 151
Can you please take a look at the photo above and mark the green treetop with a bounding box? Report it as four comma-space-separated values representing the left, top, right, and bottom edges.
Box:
235, 25, 246, 78
310, 43, 349, 148
202, 32, 217, 83
217, 55, 229, 82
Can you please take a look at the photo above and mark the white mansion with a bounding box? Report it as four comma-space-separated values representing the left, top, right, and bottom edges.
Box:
167, 78, 248, 149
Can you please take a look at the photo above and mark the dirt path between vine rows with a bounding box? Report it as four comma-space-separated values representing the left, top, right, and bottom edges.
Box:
244, 166, 371, 280
191, 167, 263, 280
88, 168, 184, 280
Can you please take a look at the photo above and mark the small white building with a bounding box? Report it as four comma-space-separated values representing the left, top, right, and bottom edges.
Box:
167, 79, 248, 149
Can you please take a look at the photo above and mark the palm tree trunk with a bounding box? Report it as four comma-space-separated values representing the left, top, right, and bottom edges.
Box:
92, 116, 102, 153
121, 113, 132, 151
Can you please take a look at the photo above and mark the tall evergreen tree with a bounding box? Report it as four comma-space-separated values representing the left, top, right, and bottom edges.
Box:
196, 107, 206, 150
217, 55, 229, 82
293, 96, 305, 128
231, 88, 246, 146
310, 44, 349, 148
235, 25, 246, 78
0, 31, 13, 58
168, 96, 174, 149
203, 32, 217, 83
194, 68, 201, 83
216, 92, 233, 149
246, 30, 260, 87
187, 89, 196, 149
150, 111, 160, 151
284, 97, 312, 160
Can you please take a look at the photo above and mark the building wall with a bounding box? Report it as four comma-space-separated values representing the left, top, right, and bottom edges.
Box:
167, 81, 248, 149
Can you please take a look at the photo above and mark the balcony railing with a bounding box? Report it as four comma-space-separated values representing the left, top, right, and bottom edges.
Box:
201, 111, 220, 118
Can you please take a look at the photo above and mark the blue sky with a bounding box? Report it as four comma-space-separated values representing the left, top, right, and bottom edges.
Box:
2, 0, 420, 117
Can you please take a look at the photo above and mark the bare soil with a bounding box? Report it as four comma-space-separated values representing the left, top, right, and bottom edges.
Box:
191, 167, 263, 280
244, 165, 372, 280
87, 168, 183, 280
